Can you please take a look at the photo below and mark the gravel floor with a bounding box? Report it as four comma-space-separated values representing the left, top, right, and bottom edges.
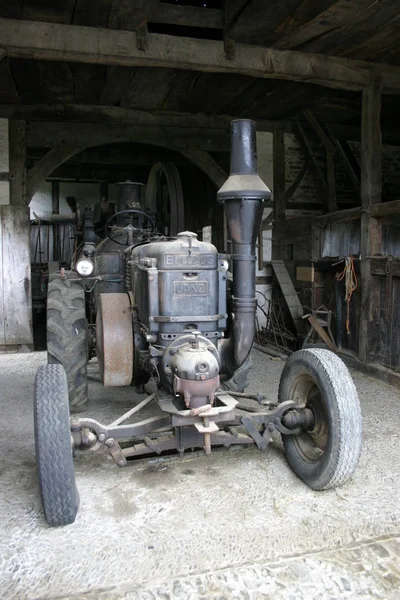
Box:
1, 349, 399, 600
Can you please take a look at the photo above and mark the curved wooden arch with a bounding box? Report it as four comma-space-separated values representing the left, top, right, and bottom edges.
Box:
27, 145, 86, 204
26, 136, 227, 204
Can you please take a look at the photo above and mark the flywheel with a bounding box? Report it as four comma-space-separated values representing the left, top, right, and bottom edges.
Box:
96, 293, 133, 386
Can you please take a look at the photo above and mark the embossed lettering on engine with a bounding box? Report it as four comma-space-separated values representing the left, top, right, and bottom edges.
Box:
173, 281, 208, 296
163, 253, 217, 269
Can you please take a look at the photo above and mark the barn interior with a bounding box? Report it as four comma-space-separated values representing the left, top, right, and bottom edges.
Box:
1, 1, 400, 598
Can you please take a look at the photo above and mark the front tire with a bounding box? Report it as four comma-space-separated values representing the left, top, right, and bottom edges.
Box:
278, 348, 362, 490
34, 364, 79, 526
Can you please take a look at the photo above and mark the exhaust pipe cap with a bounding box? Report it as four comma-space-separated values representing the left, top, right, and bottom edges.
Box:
217, 120, 271, 202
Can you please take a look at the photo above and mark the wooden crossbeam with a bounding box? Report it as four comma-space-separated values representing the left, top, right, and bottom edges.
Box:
0, 103, 285, 133
1, 18, 400, 91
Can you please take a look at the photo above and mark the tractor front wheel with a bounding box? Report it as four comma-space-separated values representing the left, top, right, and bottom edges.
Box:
278, 348, 362, 490
34, 364, 79, 526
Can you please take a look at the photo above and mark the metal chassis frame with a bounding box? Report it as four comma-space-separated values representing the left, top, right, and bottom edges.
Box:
71, 391, 306, 466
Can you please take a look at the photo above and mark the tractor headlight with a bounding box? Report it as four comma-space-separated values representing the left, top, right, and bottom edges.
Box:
76, 258, 94, 277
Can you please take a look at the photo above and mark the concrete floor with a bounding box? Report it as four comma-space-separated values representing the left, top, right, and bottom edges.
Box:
1, 349, 400, 600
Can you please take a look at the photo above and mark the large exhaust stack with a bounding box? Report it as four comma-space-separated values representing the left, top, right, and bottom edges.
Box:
218, 120, 271, 376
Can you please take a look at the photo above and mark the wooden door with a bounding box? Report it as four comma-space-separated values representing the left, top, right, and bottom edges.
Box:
0, 206, 33, 350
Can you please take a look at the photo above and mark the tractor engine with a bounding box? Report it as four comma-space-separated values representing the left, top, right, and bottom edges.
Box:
129, 231, 226, 408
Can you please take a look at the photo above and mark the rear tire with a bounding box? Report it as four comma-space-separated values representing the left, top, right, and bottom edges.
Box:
278, 348, 362, 490
47, 278, 88, 411
34, 364, 79, 526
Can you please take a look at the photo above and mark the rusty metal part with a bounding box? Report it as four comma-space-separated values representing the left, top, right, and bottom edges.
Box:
109, 393, 156, 427
240, 400, 301, 450
282, 408, 315, 430
96, 292, 134, 386
173, 374, 220, 409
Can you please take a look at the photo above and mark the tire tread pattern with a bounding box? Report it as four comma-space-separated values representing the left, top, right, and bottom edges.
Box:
34, 364, 79, 526
47, 278, 88, 411
278, 348, 362, 490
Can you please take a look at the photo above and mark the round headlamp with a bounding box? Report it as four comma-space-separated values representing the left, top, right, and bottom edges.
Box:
76, 258, 94, 277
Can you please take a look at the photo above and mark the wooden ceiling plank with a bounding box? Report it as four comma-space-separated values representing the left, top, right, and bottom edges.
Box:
9, 59, 46, 104
99, 66, 137, 106
303, 2, 400, 56
71, 63, 107, 104
120, 67, 176, 110
275, 0, 377, 50
72, 0, 112, 27
37, 61, 74, 104
151, 4, 223, 29
339, 17, 400, 62
0, 1, 20, 19
176, 72, 255, 114
108, 0, 159, 31
21, 0, 76, 24
228, 0, 336, 46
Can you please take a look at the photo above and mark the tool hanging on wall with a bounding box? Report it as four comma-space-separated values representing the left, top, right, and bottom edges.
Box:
336, 256, 357, 335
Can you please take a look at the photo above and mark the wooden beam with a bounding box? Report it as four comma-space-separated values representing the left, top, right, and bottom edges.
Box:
359, 77, 382, 364
371, 198, 400, 218
273, 126, 286, 222
0, 103, 285, 134
8, 120, 26, 207
332, 136, 360, 196
326, 150, 337, 212
180, 150, 227, 188
303, 111, 336, 155
370, 257, 400, 277
25, 121, 231, 152
294, 121, 327, 190
26, 145, 85, 202
152, 5, 223, 29
1, 18, 400, 91
314, 206, 361, 225
284, 163, 307, 202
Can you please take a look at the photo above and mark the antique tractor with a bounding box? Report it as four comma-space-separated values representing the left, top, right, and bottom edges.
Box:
34, 120, 362, 527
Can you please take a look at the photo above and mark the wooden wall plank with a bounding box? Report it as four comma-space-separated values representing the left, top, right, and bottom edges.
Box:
0, 205, 33, 346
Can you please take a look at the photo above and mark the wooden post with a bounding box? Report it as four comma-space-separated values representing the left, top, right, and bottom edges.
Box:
326, 150, 337, 212
52, 180, 59, 262
8, 120, 26, 206
358, 77, 382, 363
273, 126, 285, 222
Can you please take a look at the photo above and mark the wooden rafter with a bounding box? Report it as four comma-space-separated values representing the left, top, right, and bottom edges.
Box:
293, 121, 327, 190
0, 103, 285, 133
1, 19, 400, 91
